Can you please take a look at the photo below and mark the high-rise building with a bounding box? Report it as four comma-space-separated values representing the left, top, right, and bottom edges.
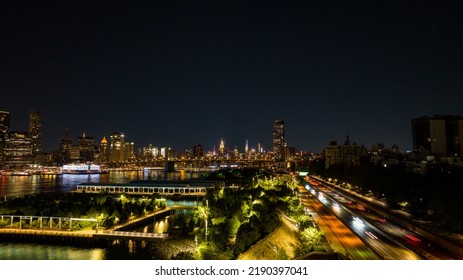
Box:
110, 132, 125, 162
273, 120, 285, 159
124, 141, 134, 162
0, 111, 10, 165
100, 137, 108, 163
77, 132, 95, 162
59, 129, 73, 164
219, 138, 226, 157
4, 131, 33, 168
324, 136, 368, 169
412, 115, 463, 157
193, 144, 203, 158
29, 110, 42, 156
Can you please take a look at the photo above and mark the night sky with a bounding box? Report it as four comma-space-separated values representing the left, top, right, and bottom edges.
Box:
1, 1, 462, 154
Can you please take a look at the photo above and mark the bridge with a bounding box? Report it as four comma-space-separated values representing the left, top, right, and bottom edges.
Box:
94, 230, 168, 241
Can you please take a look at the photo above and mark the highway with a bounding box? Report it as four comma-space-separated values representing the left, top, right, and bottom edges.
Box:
307, 176, 463, 259
297, 184, 380, 260
299, 182, 420, 260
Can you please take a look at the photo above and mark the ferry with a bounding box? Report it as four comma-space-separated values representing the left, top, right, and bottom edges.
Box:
60, 164, 108, 175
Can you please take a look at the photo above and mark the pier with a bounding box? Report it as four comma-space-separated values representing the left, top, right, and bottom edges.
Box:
0, 206, 197, 250
73, 180, 224, 196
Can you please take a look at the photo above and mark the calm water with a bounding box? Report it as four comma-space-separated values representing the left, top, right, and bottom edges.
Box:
0, 169, 198, 197
0, 170, 201, 260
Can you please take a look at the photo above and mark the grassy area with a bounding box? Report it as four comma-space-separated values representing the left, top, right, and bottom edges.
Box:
237, 212, 300, 260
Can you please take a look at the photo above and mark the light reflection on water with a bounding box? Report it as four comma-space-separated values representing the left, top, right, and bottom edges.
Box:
0, 170, 201, 197
141, 216, 170, 234
0, 242, 106, 260
0, 170, 202, 259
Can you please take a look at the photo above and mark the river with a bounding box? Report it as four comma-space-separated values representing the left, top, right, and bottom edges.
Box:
0, 170, 203, 260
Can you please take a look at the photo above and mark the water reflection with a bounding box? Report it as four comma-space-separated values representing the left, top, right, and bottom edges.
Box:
141, 216, 171, 234
0, 170, 204, 259
0, 243, 106, 260
0, 170, 203, 196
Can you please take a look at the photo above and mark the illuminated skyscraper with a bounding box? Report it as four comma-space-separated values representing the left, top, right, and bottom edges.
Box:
219, 138, 225, 157
273, 120, 285, 159
4, 131, 33, 167
100, 137, 108, 163
29, 110, 42, 155
110, 132, 125, 162
59, 128, 73, 164
77, 132, 95, 162
0, 111, 10, 165
124, 141, 134, 162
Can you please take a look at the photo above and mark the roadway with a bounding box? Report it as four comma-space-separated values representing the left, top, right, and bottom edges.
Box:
297, 184, 380, 260
308, 176, 463, 259
300, 180, 422, 260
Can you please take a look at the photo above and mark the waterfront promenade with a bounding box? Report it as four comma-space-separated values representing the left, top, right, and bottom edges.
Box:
0, 206, 197, 243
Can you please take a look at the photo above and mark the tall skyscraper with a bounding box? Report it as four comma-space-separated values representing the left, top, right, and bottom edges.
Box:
59, 129, 73, 164
4, 131, 33, 167
100, 137, 108, 163
0, 111, 10, 165
219, 138, 226, 157
29, 110, 42, 155
77, 132, 95, 162
124, 141, 134, 162
273, 120, 285, 159
412, 115, 463, 157
110, 132, 125, 162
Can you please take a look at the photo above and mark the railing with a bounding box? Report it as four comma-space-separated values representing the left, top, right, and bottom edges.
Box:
75, 185, 207, 196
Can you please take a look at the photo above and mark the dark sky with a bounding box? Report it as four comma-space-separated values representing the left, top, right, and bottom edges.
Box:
1, 1, 462, 153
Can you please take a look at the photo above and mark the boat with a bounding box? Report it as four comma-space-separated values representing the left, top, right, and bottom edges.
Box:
60, 164, 108, 175
0, 170, 31, 176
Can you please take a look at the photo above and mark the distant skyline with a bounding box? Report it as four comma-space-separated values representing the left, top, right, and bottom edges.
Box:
3, 108, 457, 154
2, 1, 462, 153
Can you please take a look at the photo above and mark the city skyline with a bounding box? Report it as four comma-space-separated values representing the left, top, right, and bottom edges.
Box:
4, 108, 458, 156
2, 2, 462, 153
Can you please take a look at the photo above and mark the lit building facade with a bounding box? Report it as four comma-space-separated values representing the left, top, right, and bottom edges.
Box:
100, 137, 108, 163
124, 141, 134, 162
29, 110, 42, 156
273, 120, 285, 159
219, 138, 226, 157
110, 132, 125, 162
59, 129, 73, 164
0, 111, 10, 166
412, 115, 463, 157
193, 144, 203, 158
77, 132, 95, 162
324, 136, 367, 169
4, 131, 33, 167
